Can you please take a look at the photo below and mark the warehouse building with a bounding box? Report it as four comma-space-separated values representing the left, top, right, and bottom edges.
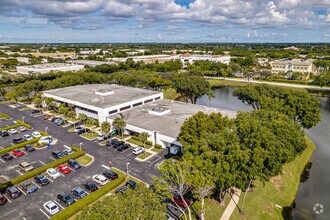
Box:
17, 63, 84, 74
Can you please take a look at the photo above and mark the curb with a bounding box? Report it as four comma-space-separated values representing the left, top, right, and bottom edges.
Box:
83, 154, 94, 167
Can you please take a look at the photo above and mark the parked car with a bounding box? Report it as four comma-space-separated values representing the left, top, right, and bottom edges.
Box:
74, 126, 83, 133
71, 187, 88, 199
1, 153, 13, 161
51, 117, 62, 123
32, 131, 41, 138
53, 118, 63, 124
23, 134, 33, 140
58, 192, 75, 206
102, 170, 118, 180
39, 136, 52, 144
56, 119, 68, 126
34, 175, 50, 186
83, 182, 98, 192
105, 138, 118, 147
132, 147, 144, 155
0, 194, 8, 206
58, 164, 71, 174
76, 127, 90, 134
31, 109, 42, 115
12, 149, 24, 157
92, 174, 109, 186
17, 126, 27, 132
13, 137, 25, 144
52, 150, 63, 159
43, 201, 59, 215
20, 181, 38, 194
24, 144, 35, 152
126, 180, 137, 190
97, 132, 112, 141
0, 130, 9, 137
19, 162, 34, 172
68, 159, 81, 170
47, 168, 61, 179
115, 186, 127, 194
173, 194, 193, 208
113, 141, 125, 149
8, 129, 18, 134
63, 149, 74, 155
6, 186, 22, 199
117, 143, 130, 151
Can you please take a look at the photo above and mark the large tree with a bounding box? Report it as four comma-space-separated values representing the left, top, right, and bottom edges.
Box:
112, 117, 126, 137
233, 84, 321, 129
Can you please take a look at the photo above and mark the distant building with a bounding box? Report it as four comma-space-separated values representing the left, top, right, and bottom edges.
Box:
176, 53, 231, 65
24, 52, 76, 58
16, 57, 30, 64
283, 46, 302, 51
271, 58, 316, 74
16, 63, 84, 74
67, 60, 117, 67
257, 58, 269, 66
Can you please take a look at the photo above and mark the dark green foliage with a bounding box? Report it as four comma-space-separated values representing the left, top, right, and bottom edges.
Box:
313, 71, 330, 87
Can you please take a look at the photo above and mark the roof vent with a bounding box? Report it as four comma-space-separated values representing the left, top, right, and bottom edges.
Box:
148, 106, 171, 116
95, 89, 114, 96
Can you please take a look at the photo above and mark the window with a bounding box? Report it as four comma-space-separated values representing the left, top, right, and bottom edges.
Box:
133, 102, 142, 107
109, 109, 118, 115
154, 96, 161, 101
120, 106, 131, 111
144, 99, 153, 104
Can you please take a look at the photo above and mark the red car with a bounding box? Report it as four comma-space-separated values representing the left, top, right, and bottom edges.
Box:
12, 149, 24, 157
173, 194, 193, 208
57, 164, 71, 174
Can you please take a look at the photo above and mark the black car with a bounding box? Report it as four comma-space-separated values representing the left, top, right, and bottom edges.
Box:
34, 175, 50, 186
0, 130, 9, 137
13, 137, 25, 144
56, 119, 68, 126
102, 170, 119, 180
52, 150, 63, 159
24, 144, 35, 152
7, 186, 22, 199
126, 180, 137, 189
68, 159, 81, 170
31, 109, 42, 115
77, 128, 90, 134
0, 194, 7, 206
71, 187, 88, 199
113, 141, 125, 149
106, 138, 118, 147
51, 117, 62, 123
115, 186, 127, 194
83, 182, 98, 192
1, 153, 13, 161
117, 143, 130, 151
57, 192, 75, 206
20, 181, 38, 194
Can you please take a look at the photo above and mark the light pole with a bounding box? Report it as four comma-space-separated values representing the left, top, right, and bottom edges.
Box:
22, 116, 25, 123
45, 127, 48, 135
79, 142, 83, 150
126, 162, 130, 177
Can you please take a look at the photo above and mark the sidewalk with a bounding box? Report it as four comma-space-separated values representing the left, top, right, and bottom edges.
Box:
220, 188, 241, 220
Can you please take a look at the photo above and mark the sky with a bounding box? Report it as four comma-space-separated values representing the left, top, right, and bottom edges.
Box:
0, 0, 329, 43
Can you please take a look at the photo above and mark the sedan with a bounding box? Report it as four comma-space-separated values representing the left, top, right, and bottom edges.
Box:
106, 138, 118, 147
0, 194, 8, 206
1, 153, 13, 161
132, 147, 144, 155
117, 143, 130, 151
68, 159, 81, 170
113, 141, 124, 149
115, 186, 127, 194
63, 149, 74, 155
47, 168, 61, 179
43, 201, 60, 215
17, 126, 27, 132
58, 164, 71, 174
12, 149, 24, 157
58, 192, 75, 206
0, 130, 9, 137
71, 187, 88, 199
102, 170, 118, 180
21, 181, 38, 194
83, 182, 98, 192
24, 144, 35, 152
13, 137, 25, 144
92, 174, 109, 186
34, 175, 50, 186
32, 131, 41, 138
8, 129, 18, 134
23, 134, 33, 141
56, 119, 68, 126
7, 186, 22, 199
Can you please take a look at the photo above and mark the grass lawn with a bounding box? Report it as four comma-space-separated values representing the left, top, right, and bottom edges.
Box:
68, 127, 75, 132
127, 138, 153, 149
18, 107, 30, 111
100, 140, 107, 145
231, 136, 315, 220
81, 132, 98, 140
76, 154, 93, 166
151, 147, 165, 153
137, 152, 152, 159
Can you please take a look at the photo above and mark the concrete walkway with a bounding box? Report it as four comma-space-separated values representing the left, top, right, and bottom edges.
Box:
205, 76, 330, 91
220, 188, 241, 220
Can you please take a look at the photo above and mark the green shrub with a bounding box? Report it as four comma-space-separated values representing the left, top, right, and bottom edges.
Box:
16, 120, 32, 129
0, 112, 11, 119
0, 137, 41, 155
131, 136, 140, 141
154, 144, 163, 149
0, 146, 85, 192
145, 140, 153, 146
51, 176, 125, 220
131, 136, 152, 146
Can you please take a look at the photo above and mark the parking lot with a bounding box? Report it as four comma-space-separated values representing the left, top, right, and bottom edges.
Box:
0, 103, 166, 220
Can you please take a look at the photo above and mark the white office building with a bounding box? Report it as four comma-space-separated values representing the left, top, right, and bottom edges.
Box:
17, 63, 84, 74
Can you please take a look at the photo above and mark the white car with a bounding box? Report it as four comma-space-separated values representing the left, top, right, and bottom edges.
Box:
32, 131, 41, 138
39, 136, 52, 144
46, 168, 61, 179
17, 126, 27, 132
92, 174, 109, 186
63, 149, 74, 155
43, 201, 60, 215
8, 129, 18, 134
133, 147, 144, 155
23, 134, 33, 141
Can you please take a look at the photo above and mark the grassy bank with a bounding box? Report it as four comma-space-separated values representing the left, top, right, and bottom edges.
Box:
208, 79, 249, 88
231, 136, 315, 220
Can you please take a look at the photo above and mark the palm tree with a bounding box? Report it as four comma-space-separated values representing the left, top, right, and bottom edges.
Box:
101, 121, 111, 139
34, 97, 42, 108
112, 117, 126, 137
78, 113, 87, 122
138, 132, 150, 157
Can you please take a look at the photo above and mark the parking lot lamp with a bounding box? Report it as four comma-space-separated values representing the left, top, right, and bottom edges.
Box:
79, 142, 83, 150
22, 116, 25, 123
126, 162, 130, 177
45, 127, 48, 135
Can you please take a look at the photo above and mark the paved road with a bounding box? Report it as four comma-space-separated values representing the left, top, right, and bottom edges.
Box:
0, 103, 166, 220
205, 76, 330, 91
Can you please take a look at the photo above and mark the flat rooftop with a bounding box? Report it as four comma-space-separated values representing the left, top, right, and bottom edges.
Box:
109, 99, 237, 138
43, 84, 161, 109
18, 63, 83, 69
67, 60, 117, 66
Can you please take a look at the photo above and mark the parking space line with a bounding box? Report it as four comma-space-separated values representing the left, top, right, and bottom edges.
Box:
0, 146, 3, 149
63, 145, 71, 150
12, 155, 17, 158
0, 159, 5, 163
53, 200, 65, 210
48, 177, 54, 183
18, 187, 27, 195
49, 157, 55, 161
102, 165, 109, 169
23, 217, 27, 220
39, 208, 50, 219
70, 169, 75, 172
3, 194, 11, 203
22, 150, 28, 154
16, 169, 24, 176
39, 160, 46, 165
32, 180, 41, 188
59, 173, 65, 177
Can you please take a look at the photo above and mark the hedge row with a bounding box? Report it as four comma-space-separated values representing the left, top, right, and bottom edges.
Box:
0, 137, 41, 155
0, 120, 32, 131
0, 146, 85, 192
51, 175, 125, 220
16, 120, 32, 129
154, 144, 163, 149
0, 112, 11, 119
131, 136, 153, 146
